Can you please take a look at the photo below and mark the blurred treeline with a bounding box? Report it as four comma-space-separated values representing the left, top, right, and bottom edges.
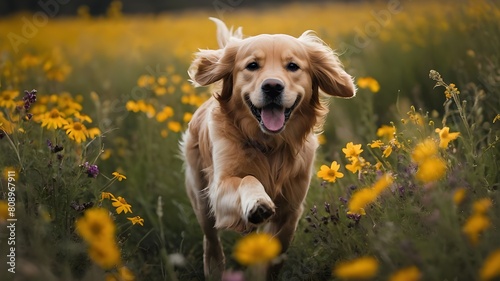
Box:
1, 0, 367, 16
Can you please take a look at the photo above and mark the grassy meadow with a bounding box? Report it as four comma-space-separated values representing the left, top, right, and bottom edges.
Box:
1, 0, 500, 280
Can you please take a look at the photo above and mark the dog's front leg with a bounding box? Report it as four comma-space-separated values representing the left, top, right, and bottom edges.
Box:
210, 176, 276, 231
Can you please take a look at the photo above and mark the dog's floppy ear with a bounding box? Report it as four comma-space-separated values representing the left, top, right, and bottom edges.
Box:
188, 18, 241, 87
299, 31, 356, 98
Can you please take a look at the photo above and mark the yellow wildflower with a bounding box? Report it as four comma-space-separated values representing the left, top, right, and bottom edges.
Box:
372, 174, 394, 194
415, 157, 447, 183
101, 192, 115, 200
74, 112, 93, 123
346, 157, 362, 174
233, 232, 281, 266
137, 75, 155, 88
462, 213, 490, 245
383, 146, 392, 158
453, 188, 467, 205
472, 198, 492, 215
181, 82, 193, 94
369, 140, 384, 148
357, 77, 380, 93
435, 127, 460, 148
389, 266, 422, 281
112, 171, 127, 181
111, 196, 132, 214
75, 208, 115, 243
160, 129, 168, 138
154, 86, 167, 96
157, 76, 168, 85
348, 188, 377, 215
41, 109, 69, 130
411, 139, 438, 164
64, 121, 89, 143
317, 161, 344, 183
88, 240, 122, 269
183, 112, 193, 123
171, 74, 182, 84
0, 90, 19, 110
127, 216, 145, 226
333, 256, 379, 279
480, 249, 500, 281
87, 127, 101, 139
342, 142, 363, 158
376, 125, 395, 140
156, 106, 174, 122
168, 121, 182, 133
126, 101, 140, 112
0, 112, 14, 134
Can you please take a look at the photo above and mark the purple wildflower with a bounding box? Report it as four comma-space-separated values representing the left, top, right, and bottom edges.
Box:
83, 161, 99, 178
22, 89, 37, 111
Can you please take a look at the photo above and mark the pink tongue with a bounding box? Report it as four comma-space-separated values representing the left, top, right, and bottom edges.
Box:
261, 107, 285, 132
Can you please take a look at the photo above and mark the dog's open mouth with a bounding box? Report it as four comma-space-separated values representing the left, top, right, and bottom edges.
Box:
245, 95, 301, 133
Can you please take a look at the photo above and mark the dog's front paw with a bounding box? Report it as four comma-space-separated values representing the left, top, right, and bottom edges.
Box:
247, 199, 276, 224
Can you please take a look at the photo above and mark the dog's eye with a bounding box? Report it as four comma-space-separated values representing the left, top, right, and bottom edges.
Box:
286, 62, 300, 72
245, 62, 260, 71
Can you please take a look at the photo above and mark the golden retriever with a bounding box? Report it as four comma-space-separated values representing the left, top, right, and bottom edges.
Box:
181, 18, 355, 280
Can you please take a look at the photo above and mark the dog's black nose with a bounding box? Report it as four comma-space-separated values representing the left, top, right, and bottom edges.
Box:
261, 78, 284, 97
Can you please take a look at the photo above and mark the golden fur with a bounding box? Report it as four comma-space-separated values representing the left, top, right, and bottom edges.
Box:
181, 18, 355, 280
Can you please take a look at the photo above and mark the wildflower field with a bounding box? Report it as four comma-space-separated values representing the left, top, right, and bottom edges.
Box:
1, 0, 500, 280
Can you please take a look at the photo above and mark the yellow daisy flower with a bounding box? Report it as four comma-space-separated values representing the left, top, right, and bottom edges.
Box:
472, 198, 492, 215
75, 208, 115, 243
74, 112, 93, 123
183, 112, 193, 123
168, 121, 182, 133
41, 109, 69, 130
480, 249, 500, 281
453, 188, 467, 205
389, 266, 422, 281
156, 106, 174, 122
411, 139, 438, 164
348, 188, 377, 215
376, 125, 395, 140
435, 127, 460, 148
0, 112, 15, 134
112, 171, 127, 181
369, 140, 384, 148
317, 161, 344, 183
127, 216, 144, 226
382, 146, 393, 158
346, 157, 362, 174
462, 213, 490, 245
88, 240, 122, 269
101, 192, 115, 200
333, 256, 378, 279
233, 232, 281, 266
415, 156, 447, 183
64, 121, 89, 143
157, 76, 168, 85
357, 77, 380, 93
0, 90, 19, 110
111, 196, 132, 214
342, 142, 363, 158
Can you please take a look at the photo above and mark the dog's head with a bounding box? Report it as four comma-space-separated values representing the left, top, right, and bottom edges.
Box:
189, 18, 355, 136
